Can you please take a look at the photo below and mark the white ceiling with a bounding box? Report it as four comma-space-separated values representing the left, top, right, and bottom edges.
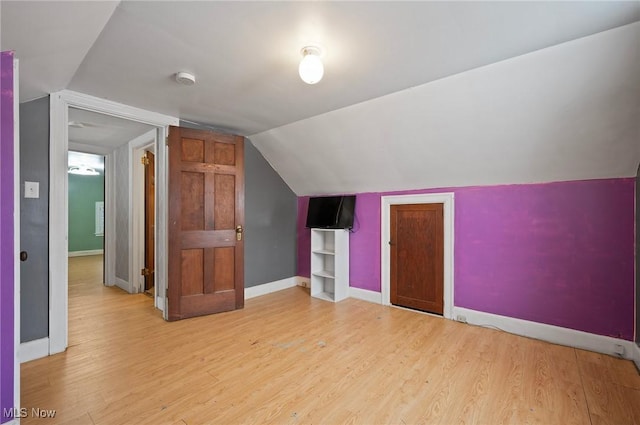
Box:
0, 1, 119, 102
68, 108, 156, 153
2, 1, 639, 194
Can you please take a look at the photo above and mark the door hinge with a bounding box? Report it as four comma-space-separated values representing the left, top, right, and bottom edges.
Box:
166, 135, 169, 146
141, 154, 149, 166
141, 267, 151, 276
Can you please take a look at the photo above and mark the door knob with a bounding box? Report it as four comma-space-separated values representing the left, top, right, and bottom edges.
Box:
20, 251, 28, 262
236, 225, 243, 241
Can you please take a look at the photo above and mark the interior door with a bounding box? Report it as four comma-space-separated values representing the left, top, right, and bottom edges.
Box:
390, 203, 444, 314
167, 126, 244, 321
144, 150, 155, 291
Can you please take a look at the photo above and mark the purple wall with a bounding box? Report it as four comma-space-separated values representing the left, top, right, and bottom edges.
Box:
0, 51, 15, 423
297, 178, 635, 340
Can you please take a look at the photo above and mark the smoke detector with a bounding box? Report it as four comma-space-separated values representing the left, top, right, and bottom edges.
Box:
175, 71, 196, 86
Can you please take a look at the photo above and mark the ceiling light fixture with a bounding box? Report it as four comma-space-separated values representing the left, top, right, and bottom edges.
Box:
299, 46, 324, 85
175, 71, 196, 86
68, 165, 100, 176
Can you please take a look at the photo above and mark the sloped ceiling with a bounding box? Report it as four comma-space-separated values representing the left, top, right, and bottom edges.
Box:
1, 1, 639, 195
251, 23, 640, 195
0, 1, 119, 101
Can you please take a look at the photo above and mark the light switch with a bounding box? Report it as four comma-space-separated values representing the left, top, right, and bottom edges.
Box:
24, 181, 39, 199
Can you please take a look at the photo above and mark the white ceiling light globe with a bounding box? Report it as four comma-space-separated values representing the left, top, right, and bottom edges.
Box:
299, 47, 324, 84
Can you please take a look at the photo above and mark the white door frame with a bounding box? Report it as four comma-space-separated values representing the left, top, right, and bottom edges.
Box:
104, 152, 116, 287
130, 131, 157, 294
49, 90, 178, 354
380, 193, 455, 319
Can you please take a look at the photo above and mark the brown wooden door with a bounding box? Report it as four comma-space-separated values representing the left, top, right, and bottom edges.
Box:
390, 203, 444, 314
144, 150, 155, 291
167, 126, 244, 321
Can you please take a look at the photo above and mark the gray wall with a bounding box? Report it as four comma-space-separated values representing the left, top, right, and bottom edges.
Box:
178, 121, 297, 287
114, 145, 129, 280
244, 138, 297, 287
636, 162, 639, 345
20, 96, 49, 343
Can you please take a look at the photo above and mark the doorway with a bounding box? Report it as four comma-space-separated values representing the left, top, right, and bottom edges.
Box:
49, 91, 179, 354
67, 151, 105, 281
381, 193, 455, 319
143, 149, 155, 295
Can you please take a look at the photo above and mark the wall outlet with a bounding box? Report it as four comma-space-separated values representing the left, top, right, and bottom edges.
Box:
456, 315, 467, 323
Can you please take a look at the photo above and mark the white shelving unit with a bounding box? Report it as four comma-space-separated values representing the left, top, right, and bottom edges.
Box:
310, 229, 349, 302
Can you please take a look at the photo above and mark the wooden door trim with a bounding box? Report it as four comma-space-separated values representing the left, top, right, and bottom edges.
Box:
381, 193, 455, 319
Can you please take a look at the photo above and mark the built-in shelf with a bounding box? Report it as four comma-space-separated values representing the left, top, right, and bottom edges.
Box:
310, 229, 349, 302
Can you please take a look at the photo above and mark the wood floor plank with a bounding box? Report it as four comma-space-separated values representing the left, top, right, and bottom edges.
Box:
19, 255, 640, 424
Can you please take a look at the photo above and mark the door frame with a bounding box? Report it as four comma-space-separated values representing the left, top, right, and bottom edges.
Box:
67, 146, 112, 290
131, 132, 156, 294
49, 90, 178, 354
380, 193, 454, 319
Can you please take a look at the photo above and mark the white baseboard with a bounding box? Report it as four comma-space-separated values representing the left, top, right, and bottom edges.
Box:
349, 287, 383, 304
245, 276, 298, 300
115, 277, 130, 293
631, 342, 640, 370
295, 276, 310, 288
20, 337, 49, 363
453, 306, 637, 360
68, 249, 104, 257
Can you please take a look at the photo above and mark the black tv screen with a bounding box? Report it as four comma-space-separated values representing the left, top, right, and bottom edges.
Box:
306, 195, 356, 229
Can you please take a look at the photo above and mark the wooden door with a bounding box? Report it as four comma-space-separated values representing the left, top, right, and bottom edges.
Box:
144, 151, 155, 291
390, 203, 444, 314
167, 127, 244, 321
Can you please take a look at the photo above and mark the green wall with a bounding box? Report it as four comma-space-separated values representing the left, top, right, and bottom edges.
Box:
68, 171, 105, 252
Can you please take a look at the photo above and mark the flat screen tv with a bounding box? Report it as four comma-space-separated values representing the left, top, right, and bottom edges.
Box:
306, 195, 356, 229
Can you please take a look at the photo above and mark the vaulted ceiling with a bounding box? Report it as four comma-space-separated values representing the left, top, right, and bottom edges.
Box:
2, 1, 639, 195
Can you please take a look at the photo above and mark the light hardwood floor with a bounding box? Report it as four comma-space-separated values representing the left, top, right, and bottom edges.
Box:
21, 255, 640, 425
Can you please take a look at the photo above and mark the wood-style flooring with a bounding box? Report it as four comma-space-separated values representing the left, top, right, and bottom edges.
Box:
21, 255, 640, 424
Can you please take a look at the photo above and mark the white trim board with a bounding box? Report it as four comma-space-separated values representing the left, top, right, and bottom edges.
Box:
20, 338, 49, 363
453, 306, 638, 360
68, 249, 104, 257
381, 193, 455, 319
631, 343, 640, 371
245, 277, 298, 300
349, 287, 383, 304
115, 277, 131, 294
104, 152, 116, 287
